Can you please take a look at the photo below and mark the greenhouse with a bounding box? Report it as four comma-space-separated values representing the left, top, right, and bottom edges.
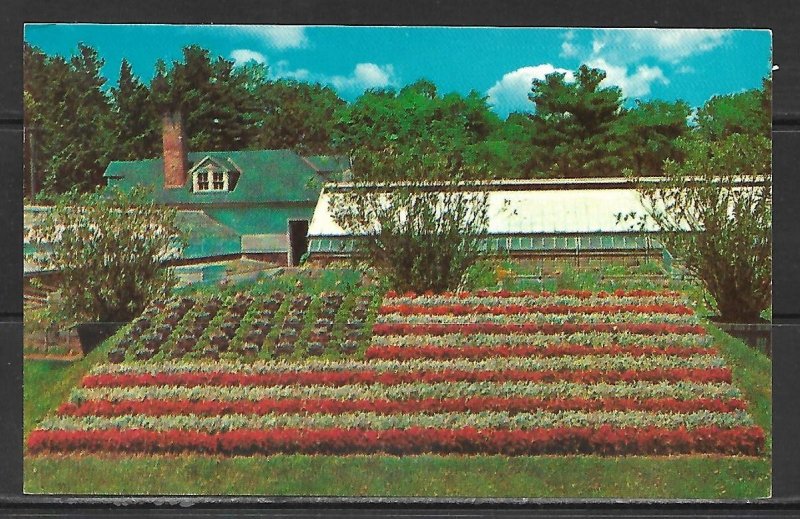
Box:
307, 177, 665, 264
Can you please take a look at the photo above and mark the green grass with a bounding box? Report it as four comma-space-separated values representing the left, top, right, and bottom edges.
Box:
24, 454, 769, 498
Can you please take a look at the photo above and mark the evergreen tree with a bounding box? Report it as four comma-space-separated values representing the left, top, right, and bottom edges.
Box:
23, 43, 113, 196
110, 59, 160, 160
151, 45, 261, 151
528, 65, 624, 177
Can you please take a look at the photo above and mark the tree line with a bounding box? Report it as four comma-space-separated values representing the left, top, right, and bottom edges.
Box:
23, 42, 771, 199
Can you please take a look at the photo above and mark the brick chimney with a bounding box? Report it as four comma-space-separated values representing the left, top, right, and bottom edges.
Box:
162, 112, 188, 189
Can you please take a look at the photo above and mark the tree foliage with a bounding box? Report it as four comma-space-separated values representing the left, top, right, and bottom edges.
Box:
111, 59, 161, 160
253, 77, 345, 154
23, 43, 771, 200
150, 46, 261, 152
695, 81, 771, 141
527, 65, 624, 177
24, 43, 114, 197
27, 186, 184, 323
612, 99, 691, 176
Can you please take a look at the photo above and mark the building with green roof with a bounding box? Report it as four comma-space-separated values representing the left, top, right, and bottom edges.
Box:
103, 114, 350, 266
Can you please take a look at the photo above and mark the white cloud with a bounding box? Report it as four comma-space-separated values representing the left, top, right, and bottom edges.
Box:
587, 57, 668, 98
238, 25, 308, 50
590, 29, 731, 64
271, 60, 397, 92
560, 30, 580, 58
229, 49, 267, 66
273, 60, 310, 81
561, 41, 579, 58
330, 63, 396, 91
486, 64, 574, 115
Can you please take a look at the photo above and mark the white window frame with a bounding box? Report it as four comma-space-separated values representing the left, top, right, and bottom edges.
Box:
193, 164, 229, 192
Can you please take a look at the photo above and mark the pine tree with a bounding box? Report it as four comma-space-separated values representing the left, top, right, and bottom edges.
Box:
528, 65, 624, 177
23, 43, 113, 196
111, 59, 160, 160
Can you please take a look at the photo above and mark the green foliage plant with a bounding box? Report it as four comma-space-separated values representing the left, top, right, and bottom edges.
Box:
630, 134, 771, 323
27, 185, 184, 324
330, 81, 495, 293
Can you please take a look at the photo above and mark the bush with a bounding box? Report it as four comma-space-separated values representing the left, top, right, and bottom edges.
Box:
27, 185, 184, 324
331, 183, 489, 293
631, 134, 771, 322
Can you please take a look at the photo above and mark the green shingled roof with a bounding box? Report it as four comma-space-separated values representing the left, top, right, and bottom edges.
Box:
104, 149, 348, 204
176, 211, 242, 259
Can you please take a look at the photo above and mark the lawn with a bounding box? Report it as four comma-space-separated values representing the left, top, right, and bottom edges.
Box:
24, 454, 768, 498
23, 266, 772, 498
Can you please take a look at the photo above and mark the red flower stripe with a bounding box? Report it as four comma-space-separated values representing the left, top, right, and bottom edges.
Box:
364, 344, 716, 361
27, 425, 764, 456
57, 396, 747, 418
378, 303, 694, 316
81, 367, 732, 388
371, 322, 706, 336
385, 289, 680, 299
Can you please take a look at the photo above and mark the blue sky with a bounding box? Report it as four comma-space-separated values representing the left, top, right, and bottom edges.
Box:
24, 25, 772, 118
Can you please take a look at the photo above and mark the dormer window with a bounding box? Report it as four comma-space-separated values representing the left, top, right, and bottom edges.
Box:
197, 171, 210, 190
189, 156, 238, 193
212, 171, 225, 190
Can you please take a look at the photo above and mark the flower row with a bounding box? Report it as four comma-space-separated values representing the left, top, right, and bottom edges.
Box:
378, 303, 695, 316
384, 289, 681, 299
70, 380, 743, 406
57, 395, 747, 418
37, 409, 754, 433
364, 344, 717, 361
372, 322, 706, 336
86, 354, 726, 378
80, 367, 733, 389
376, 312, 699, 326
27, 425, 764, 456
370, 331, 713, 348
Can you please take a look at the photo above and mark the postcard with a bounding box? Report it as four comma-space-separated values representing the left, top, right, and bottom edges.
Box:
22, 25, 772, 498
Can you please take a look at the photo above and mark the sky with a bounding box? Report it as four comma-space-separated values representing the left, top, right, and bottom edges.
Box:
24, 25, 772, 118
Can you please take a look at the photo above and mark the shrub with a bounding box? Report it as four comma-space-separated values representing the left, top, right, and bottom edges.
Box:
27, 185, 184, 324
330, 181, 489, 293
630, 134, 771, 322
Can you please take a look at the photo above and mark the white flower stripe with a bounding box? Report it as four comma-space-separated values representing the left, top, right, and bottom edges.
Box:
370, 332, 713, 348
70, 381, 742, 405
383, 295, 687, 307
376, 312, 699, 325
89, 355, 726, 376
38, 409, 753, 433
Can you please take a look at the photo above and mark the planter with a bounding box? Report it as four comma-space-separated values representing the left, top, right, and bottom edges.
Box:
712, 319, 772, 358
75, 322, 126, 355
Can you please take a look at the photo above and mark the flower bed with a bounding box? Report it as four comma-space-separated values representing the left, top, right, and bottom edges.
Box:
28, 288, 764, 457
